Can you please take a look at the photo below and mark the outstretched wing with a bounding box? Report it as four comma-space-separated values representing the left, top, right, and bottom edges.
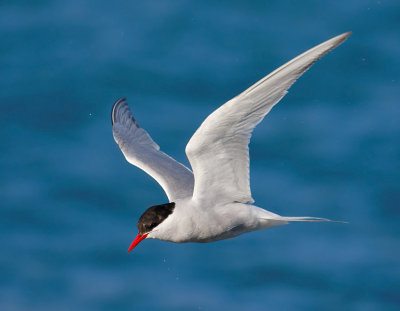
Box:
186, 32, 351, 205
112, 98, 194, 202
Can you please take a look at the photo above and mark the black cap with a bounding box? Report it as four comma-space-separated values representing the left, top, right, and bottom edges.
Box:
137, 202, 175, 235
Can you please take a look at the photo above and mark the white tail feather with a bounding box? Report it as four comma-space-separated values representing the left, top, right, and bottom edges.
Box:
282, 216, 347, 223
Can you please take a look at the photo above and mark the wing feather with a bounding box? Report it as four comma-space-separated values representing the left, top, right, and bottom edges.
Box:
186, 32, 351, 204
112, 98, 194, 202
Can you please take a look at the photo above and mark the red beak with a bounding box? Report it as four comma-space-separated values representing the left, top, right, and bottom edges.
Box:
128, 233, 148, 253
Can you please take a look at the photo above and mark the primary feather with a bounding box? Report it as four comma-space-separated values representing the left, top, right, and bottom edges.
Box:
112, 98, 194, 202
186, 32, 351, 205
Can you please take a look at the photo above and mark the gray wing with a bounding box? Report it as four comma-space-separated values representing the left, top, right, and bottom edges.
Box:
112, 98, 194, 202
185, 32, 351, 205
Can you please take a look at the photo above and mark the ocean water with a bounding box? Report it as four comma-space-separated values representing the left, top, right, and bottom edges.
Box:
1, 1, 399, 310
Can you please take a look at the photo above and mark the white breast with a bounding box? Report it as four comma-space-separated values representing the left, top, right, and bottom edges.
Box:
147, 199, 286, 243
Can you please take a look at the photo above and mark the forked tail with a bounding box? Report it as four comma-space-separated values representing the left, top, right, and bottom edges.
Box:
281, 216, 347, 223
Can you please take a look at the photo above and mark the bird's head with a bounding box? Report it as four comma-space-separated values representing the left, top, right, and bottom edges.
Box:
128, 202, 175, 252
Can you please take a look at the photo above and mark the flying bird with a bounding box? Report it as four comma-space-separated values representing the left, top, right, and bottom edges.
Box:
111, 32, 351, 252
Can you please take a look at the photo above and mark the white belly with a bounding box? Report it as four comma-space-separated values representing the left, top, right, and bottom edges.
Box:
147, 199, 286, 243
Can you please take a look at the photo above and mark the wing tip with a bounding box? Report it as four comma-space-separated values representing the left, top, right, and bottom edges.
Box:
111, 97, 127, 125
331, 31, 352, 47
309, 31, 352, 60
111, 97, 139, 128
342, 31, 352, 38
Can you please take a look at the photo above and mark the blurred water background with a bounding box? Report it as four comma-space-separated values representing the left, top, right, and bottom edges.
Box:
1, 1, 399, 310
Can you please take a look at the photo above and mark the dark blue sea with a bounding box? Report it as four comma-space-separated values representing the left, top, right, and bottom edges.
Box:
1, 1, 399, 310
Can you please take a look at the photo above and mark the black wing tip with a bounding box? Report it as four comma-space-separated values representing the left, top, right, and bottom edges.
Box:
111, 97, 127, 125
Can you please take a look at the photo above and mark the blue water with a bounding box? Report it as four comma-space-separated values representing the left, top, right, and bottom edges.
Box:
1, 1, 399, 310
